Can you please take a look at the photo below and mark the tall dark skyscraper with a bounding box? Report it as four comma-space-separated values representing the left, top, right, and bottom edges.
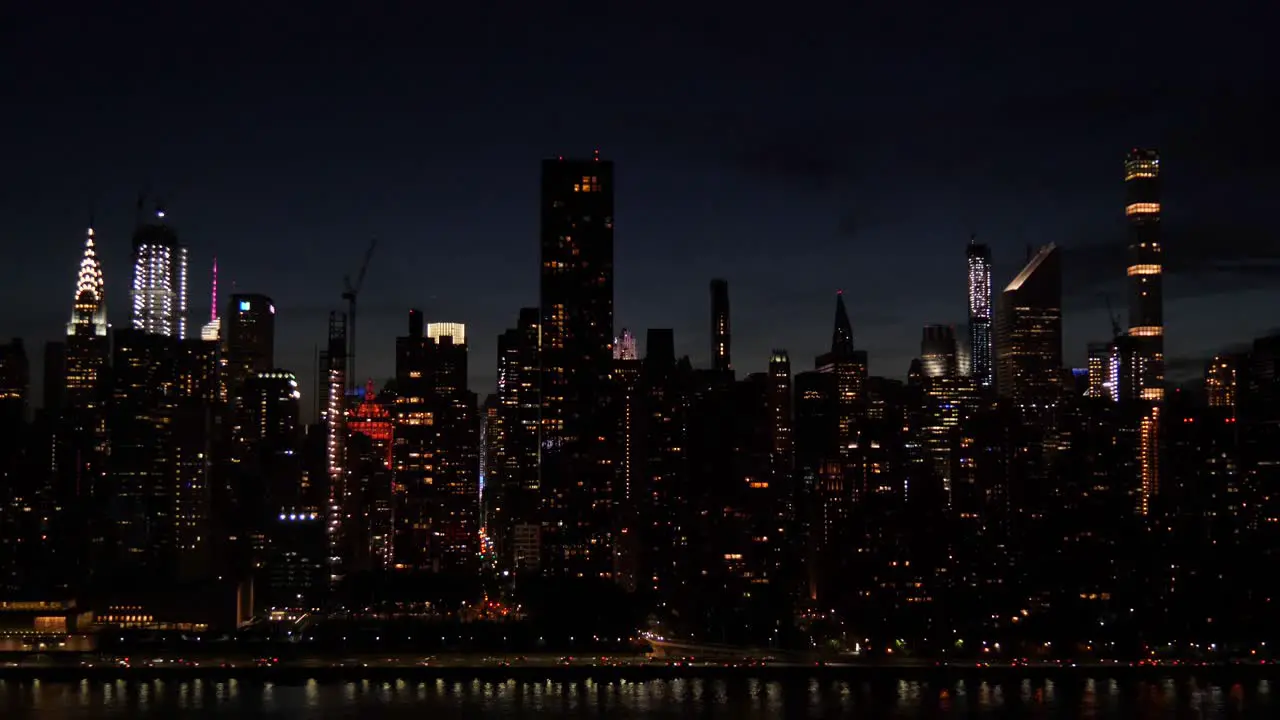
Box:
392, 315, 480, 574
966, 237, 993, 389
130, 206, 188, 339
816, 292, 865, 445
224, 293, 276, 398
1125, 148, 1163, 402
711, 278, 731, 372
538, 154, 615, 577
995, 244, 1063, 410
493, 308, 541, 569
229, 369, 303, 576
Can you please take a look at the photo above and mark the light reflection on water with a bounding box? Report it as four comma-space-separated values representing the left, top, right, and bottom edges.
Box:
0, 675, 1274, 717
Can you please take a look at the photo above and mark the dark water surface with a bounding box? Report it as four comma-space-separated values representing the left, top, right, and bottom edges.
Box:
0, 675, 1272, 717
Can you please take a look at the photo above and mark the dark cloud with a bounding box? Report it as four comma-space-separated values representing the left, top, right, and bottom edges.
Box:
1062, 222, 1280, 309
1165, 354, 1210, 379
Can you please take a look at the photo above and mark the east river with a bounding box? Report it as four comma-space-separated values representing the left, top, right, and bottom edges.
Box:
0, 675, 1274, 718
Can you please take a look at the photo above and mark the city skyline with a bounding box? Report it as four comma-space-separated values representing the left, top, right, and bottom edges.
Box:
3, 4, 1277, 410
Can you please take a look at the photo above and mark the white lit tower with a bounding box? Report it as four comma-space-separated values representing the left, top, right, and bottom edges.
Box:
966, 236, 993, 390
130, 205, 189, 338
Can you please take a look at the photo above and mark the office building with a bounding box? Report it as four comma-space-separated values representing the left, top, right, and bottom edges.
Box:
995, 244, 1063, 411
130, 206, 188, 338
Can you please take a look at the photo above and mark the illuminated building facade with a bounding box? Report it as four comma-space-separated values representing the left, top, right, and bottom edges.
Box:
1206, 353, 1240, 412
224, 293, 275, 399
1087, 341, 1120, 402
613, 328, 637, 361
1139, 405, 1160, 515
920, 324, 959, 379
995, 244, 1063, 411
130, 207, 188, 339
539, 154, 616, 578
349, 379, 395, 570
392, 313, 479, 573
966, 238, 993, 389
393, 310, 436, 571
1125, 149, 1164, 401
711, 278, 731, 372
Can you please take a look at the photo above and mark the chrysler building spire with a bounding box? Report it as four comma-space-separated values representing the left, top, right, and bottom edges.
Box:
67, 224, 108, 336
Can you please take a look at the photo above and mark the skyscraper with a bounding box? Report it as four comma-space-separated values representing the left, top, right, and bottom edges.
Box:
1125, 149, 1164, 401
65, 224, 110, 409
494, 308, 541, 569
920, 324, 960, 379
224, 293, 276, 398
321, 312, 348, 585
130, 206, 188, 338
711, 279, 731, 372
200, 258, 222, 342
815, 291, 865, 443
392, 314, 479, 574
539, 153, 615, 577
966, 238, 993, 389
67, 225, 108, 337
995, 244, 1063, 410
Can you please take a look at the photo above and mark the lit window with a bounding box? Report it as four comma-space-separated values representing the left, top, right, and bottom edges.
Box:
1126, 202, 1161, 216
1127, 264, 1162, 276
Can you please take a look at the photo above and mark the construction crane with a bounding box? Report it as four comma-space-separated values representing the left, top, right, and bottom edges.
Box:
1105, 295, 1122, 340
343, 238, 378, 392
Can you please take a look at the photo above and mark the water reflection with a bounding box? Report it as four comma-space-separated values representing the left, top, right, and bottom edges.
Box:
0, 675, 1275, 717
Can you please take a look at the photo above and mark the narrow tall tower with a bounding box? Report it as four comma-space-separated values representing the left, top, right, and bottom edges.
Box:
201, 258, 222, 341
130, 206, 188, 338
1125, 148, 1163, 401
710, 278, 731, 372
966, 236, 993, 389
831, 291, 854, 356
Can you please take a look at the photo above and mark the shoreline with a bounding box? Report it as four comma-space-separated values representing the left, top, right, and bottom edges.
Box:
2, 662, 1277, 684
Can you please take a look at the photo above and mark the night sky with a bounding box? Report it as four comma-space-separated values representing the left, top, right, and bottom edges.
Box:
3, 3, 1277, 414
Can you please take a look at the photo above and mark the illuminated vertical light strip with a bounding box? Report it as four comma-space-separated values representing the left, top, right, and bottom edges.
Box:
1107, 349, 1120, 403
1139, 406, 1160, 515
966, 239, 993, 388
210, 257, 218, 323
177, 246, 188, 339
